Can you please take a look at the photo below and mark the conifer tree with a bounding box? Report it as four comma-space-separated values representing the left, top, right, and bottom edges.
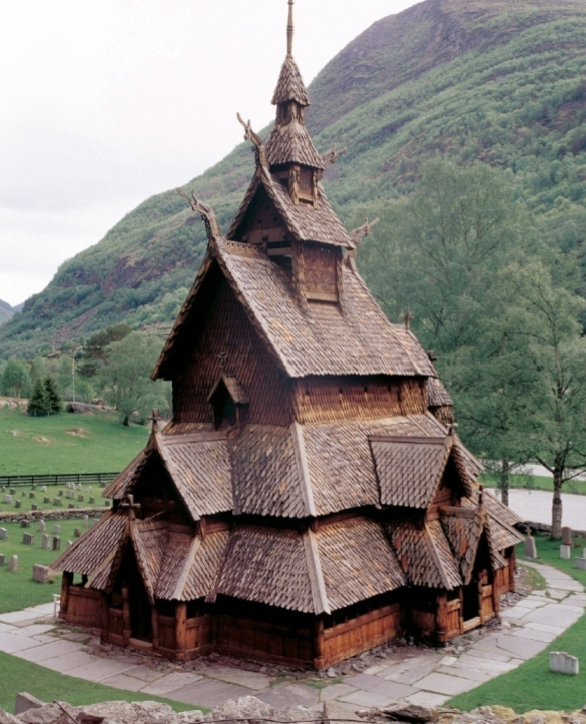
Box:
28, 379, 48, 416
44, 377, 62, 414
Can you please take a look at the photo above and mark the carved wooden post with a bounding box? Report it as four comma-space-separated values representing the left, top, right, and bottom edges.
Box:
152, 606, 160, 650
100, 593, 109, 644
175, 602, 187, 660
122, 586, 131, 644
313, 615, 325, 670
60, 571, 73, 617
436, 592, 448, 641
477, 576, 485, 625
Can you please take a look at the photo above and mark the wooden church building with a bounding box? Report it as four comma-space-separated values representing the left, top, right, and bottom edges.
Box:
53, 1, 523, 669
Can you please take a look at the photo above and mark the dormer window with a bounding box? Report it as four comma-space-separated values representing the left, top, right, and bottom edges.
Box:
207, 374, 249, 430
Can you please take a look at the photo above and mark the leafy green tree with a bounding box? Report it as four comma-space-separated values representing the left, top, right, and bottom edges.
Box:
1, 359, 32, 398
98, 331, 169, 426
79, 324, 131, 379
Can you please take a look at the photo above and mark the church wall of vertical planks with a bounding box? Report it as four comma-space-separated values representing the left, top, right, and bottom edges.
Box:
52, 0, 524, 669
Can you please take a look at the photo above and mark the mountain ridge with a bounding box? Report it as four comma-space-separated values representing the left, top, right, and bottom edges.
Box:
4, 0, 586, 355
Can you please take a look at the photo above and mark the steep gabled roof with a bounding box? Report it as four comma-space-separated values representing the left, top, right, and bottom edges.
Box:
272, 55, 310, 106
131, 519, 169, 603
440, 506, 486, 584
266, 122, 324, 169
370, 436, 451, 509
427, 377, 454, 408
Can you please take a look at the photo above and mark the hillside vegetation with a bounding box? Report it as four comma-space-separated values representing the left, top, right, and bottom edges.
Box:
4, 0, 586, 355
0, 299, 14, 326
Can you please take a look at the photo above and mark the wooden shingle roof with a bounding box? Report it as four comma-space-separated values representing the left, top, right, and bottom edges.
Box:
427, 377, 454, 408
266, 122, 324, 169
271, 55, 310, 106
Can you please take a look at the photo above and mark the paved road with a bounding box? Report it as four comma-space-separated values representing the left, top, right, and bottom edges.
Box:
488, 488, 586, 529
0, 563, 583, 710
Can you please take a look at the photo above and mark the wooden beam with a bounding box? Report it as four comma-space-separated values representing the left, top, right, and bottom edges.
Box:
291, 422, 317, 517
152, 606, 160, 649
303, 528, 331, 615
122, 586, 131, 644
175, 602, 187, 659
60, 572, 73, 616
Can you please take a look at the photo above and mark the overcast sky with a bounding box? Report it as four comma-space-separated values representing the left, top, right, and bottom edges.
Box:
0, 0, 418, 308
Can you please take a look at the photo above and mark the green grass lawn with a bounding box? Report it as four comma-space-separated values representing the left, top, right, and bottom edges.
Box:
0, 651, 202, 713
449, 535, 586, 712
0, 483, 110, 515
0, 518, 94, 613
481, 473, 586, 496
0, 406, 149, 476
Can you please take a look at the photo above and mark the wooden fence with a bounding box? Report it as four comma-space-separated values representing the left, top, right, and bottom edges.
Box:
0, 472, 119, 488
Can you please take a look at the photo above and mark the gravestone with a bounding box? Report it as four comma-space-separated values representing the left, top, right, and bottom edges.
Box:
54, 498, 62, 506
66, 490, 74, 500
563, 527, 573, 546
100, 481, 107, 488
43, 497, 50, 504
561, 545, 572, 560
41, 534, 50, 550
74, 528, 81, 538
32, 483, 36, 489
53, 524, 61, 534
29, 492, 35, 499
77, 494, 84, 502
575, 557, 586, 571
41, 485, 47, 493
66, 540, 73, 548
550, 651, 579, 675
21, 490, 26, 497
89, 496, 95, 504
8, 555, 18, 572
14, 500, 21, 508
22, 533, 34, 545
68, 504, 75, 509
20, 520, 30, 528
32, 564, 50, 583
92, 518, 99, 526
0, 485, 4, 492
0, 528, 7, 539
77, 483, 82, 491
52, 536, 61, 551
3, 495, 11, 504
31, 504, 37, 511
58, 490, 63, 496
9, 488, 15, 495
37, 520, 45, 532
0, 554, 4, 566
83, 515, 89, 527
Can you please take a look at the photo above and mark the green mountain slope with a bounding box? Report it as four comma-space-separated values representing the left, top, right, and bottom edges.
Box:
5, 0, 586, 356
0, 300, 14, 326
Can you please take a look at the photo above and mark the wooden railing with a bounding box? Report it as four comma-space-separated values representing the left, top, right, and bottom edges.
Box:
0, 472, 119, 487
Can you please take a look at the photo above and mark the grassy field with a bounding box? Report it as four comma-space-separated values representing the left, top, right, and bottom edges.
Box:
0, 650, 200, 712
0, 518, 92, 613
0, 406, 149, 475
449, 535, 586, 712
0, 483, 110, 515
481, 473, 586, 496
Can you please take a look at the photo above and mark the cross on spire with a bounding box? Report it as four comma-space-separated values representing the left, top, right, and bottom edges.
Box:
287, 0, 295, 56
149, 409, 160, 435
120, 494, 141, 521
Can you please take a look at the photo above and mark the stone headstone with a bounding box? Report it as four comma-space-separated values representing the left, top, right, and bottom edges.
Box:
68, 504, 75, 509
0, 554, 4, 566
66, 540, 73, 548
92, 518, 99, 526
100, 481, 107, 488
550, 651, 579, 675
74, 528, 81, 538
0, 485, 4, 492
8, 555, 18, 572
89, 496, 95, 504
21, 490, 26, 497
2, 494, 11, 504
43, 496, 50, 504
0, 528, 7, 539
31, 483, 36, 489
66, 490, 74, 499
575, 557, 586, 571
563, 527, 573, 546
52, 536, 60, 551
53, 498, 61, 506
77, 483, 82, 491
32, 564, 50, 583
41, 534, 50, 550
41, 485, 47, 493
77, 494, 84, 502
53, 524, 61, 534
561, 545, 572, 560
20, 520, 30, 528
83, 515, 89, 527
29, 492, 35, 499
9, 487, 15, 494
37, 520, 45, 532
14, 500, 21, 508
22, 533, 34, 545
31, 504, 37, 511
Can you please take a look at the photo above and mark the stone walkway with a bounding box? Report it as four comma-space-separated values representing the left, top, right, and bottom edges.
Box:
0, 562, 583, 711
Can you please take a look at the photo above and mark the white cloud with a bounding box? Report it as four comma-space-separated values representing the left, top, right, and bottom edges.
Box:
0, 0, 417, 307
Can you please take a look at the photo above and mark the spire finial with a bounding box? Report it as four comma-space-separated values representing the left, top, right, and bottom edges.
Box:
287, 0, 295, 56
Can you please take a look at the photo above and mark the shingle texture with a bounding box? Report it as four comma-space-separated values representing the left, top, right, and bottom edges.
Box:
131, 519, 169, 601
266, 122, 324, 169
371, 438, 451, 509
271, 56, 310, 106
427, 377, 454, 408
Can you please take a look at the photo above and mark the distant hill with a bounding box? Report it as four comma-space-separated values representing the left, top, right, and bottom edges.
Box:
0, 299, 14, 326
4, 0, 586, 356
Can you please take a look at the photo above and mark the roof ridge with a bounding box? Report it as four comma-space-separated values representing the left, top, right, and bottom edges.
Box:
303, 527, 331, 615
425, 522, 452, 590
171, 535, 201, 601
290, 422, 317, 517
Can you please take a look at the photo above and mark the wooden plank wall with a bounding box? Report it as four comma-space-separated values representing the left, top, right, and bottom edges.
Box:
65, 586, 102, 628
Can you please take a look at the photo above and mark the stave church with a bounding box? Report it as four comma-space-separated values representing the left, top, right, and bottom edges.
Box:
53, 0, 523, 669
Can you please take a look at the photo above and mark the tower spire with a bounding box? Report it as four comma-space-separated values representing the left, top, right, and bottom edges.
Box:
287, 0, 294, 56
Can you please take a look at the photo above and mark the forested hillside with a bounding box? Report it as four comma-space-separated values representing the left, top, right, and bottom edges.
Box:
4, 0, 586, 356
0, 300, 14, 326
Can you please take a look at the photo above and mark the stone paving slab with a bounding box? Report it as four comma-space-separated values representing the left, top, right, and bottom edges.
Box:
10, 624, 55, 637
0, 632, 43, 653
406, 691, 449, 707
257, 683, 320, 709
382, 660, 439, 685
511, 627, 559, 643
339, 690, 398, 708
368, 680, 418, 700
435, 665, 494, 683
170, 679, 253, 707
320, 684, 357, 701
39, 651, 101, 673
414, 672, 476, 696
343, 673, 388, 691
100, 674, 151, 692
66, 658, 137, 682
123, 665, 167, 683
464, 648, 514, 663
14, 639, 83, 662
201, 666, 273, 690
140, 672, 204, 695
